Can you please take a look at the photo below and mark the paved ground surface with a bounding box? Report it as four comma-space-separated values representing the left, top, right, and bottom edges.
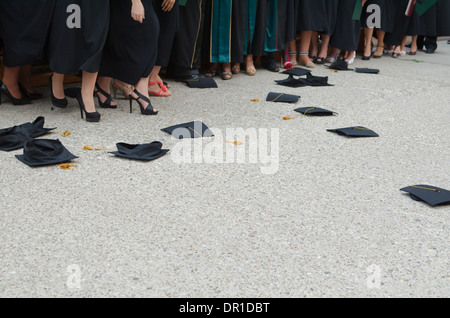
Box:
1, 40, 449, 298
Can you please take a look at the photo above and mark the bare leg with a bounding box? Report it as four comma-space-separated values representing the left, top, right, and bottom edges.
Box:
18, 65, 35, 93
318, 34, 330, 61
2, 66, 22, 99
96, 76, 118, 107
52, 73, 66, 99
374, 30, 385, 57
310, 32, 319, 57
364, 28, 374, 57
299, 31, 314, 67
81, 71, 98, 113
149, 65, 171, 96
132, 76, 158, 112
410, 35, 418, 54
245, 54, 256, 75
288, 39, 298, 65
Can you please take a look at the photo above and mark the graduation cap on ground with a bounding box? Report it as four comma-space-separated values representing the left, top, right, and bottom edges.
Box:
328, 59, 353, 71
185, 77, 218, 89
355, 68, 380, 74
0, 116, 55, 137
0, 117, 56, 151
400, 185, 450, 207
327, 126, 379, 137
109, 141, 169, 161
161, 121, 214, 139
294, 107, 338, 116
275, 74, 333, 88
15, 139, 78, 167
281, 67, 311, 77
266, 92, 300, 103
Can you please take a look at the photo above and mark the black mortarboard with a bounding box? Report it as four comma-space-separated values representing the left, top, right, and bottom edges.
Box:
327, 126, 379, 137
400, 185, 450, 207
109, 141, 169, 161
294, 107, 337, 116
161, 121, 214, 139
355, 68, 380, 74
275, 74, 333, 88
281, 67, 311, 77
329, 59, 353, 71
266, 92, 300, 103
185, 77, 218, 89
0, 128, 33, 151
0, 117, 56, 151
15, 139, 78, 167
0, 116, 55, 137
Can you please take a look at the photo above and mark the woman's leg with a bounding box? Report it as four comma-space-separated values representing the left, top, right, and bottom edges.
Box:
96, 76, 118, 107
318, 34, 330, 61
374, 30, 386, 57
310, 32, 319, 58
2, 66, 22, 99
132, 76, 158, 112
148, 65, 171, 96
81, 71, 98, 113
245, 54, 256, 75
363, 27, 374, 57
299, 31, 315, 67
52, 72, 66, 100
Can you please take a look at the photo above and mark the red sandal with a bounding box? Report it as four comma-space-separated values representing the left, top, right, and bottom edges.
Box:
148, 80, 171, 97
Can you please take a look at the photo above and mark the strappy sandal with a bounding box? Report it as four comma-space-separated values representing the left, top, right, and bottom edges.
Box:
289, 51, 298, 66
299, 52, 315, 68
245, 66, 256, 76
373, 45, 384, 58
221, 70, 233, 80
112, 81, 134, 99
315, 56, 326, 64
95, 83, 117, 109
231, 63, 241, 74
205, 64, 218, 77
148, 80, 171, 97
282, 52, 293, 69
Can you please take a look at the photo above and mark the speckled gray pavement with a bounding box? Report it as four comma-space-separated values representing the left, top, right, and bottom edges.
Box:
1, 40, 449, 298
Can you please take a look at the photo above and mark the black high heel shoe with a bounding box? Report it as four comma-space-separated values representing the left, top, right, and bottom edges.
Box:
76, 91, 101, 123
19, 83, 43, 100
94, 82, 117, 109
129, 89, 158, 116
0, 81, 31, 106
49, 75, 68, 108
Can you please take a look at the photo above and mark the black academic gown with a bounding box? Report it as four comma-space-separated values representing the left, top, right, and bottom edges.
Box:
47, 0, 110, 75
100, 0, 159, 85
168, 0, 207, 77
0, 0, 53, 67
361, 0, 395, 32
420, 0, 450, 36
296, 0, 330, 33
385, 0, 419, 46
153, 0, 179, 68
276, 0, 298, 51
330, 0, 361, 52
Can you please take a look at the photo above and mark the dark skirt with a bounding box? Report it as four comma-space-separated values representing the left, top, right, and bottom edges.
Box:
231, 0, 246, 62
361, 0, 395, 32
100, 0, 159, 85
437, 0, 450, 36
276, 0, 298, 51
168, 0, 206, 75
329, 0, 361, 51
385, 0, 419, 45
0, 0, 53, 67
47, 0, 110, 75
296, 0, 329, 33
244, 0, 270, 56
153, 0, 179, 67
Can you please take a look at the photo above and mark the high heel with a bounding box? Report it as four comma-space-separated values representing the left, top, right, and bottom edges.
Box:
19, 83, 43, 100
129, 89, 158, 116
49, 75, 68, 108
282, 52, 293, 69
76, 92, 101, 123
112, 80, 134, 99
0, 81, 31, 106
94, 82, 117, 109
